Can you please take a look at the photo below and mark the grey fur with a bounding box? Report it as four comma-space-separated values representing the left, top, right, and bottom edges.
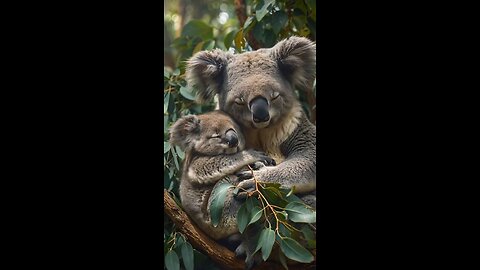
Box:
169, 111, 272, 240
186, 37, 317, 203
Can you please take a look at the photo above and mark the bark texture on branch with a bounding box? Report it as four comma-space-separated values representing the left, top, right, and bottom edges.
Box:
164, 189, 316, 270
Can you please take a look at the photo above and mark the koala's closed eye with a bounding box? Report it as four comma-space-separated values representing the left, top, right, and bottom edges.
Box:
210, 133, 221, 138
234, 97, 245, 105
271, 91, 280, 100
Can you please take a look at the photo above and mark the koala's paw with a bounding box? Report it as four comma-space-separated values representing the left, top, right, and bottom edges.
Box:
235, 170, 253, 180
235, 242, 262, 270
233, 179, 256, 200
248, 150, 276, 167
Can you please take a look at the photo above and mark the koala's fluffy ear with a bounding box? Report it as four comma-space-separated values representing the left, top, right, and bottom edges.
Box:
270, 36, 316, 90
169, 114, 200, 150
186, 49, 230, 103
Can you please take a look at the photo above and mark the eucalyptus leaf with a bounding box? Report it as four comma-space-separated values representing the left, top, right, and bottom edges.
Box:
180, 86, 196, 101
248, 206, 263, 226
164, 92, 170, 114
237, 203, 249, 233
234, 29, 245, 51
243, 16, 256, 33
209, 181, 234, 227
261, 228, 276, 261
255, 0, 275, 21
181, 242, 194, 270
174, 235, 185, 248
272, 10, 288, 34
171, 147, 180, 170
301, 225, 315, 240
246, 196, 259, 212
224, 30, 237, 49
192, 41, 205, 54
279, 237, 314, 263
182, 20, 213, 40
285, 201, 316, 223
175, 145, 185, 159
164, 141, 171, 153
165, 250, 180, 270
203, 40, 215, 50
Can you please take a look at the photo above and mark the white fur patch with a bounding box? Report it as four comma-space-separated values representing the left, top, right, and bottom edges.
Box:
258, 102, 303, 164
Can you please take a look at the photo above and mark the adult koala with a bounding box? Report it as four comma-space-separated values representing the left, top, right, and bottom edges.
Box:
186, 36, 316, 205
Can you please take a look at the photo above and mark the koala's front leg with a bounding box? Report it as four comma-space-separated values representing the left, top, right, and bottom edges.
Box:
236, 155, 316, 194
189, 150, 274, 185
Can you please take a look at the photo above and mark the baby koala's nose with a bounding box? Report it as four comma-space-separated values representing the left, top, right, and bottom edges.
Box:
225, 129, 239, 148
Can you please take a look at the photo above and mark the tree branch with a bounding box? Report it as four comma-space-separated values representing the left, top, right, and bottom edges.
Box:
164, 189, 316, 270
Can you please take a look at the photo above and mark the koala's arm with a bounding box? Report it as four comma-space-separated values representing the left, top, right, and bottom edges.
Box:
248, 120, 316, 193
187, 150, 270, 185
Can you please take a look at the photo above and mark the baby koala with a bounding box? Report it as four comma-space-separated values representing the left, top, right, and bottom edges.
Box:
169, 110, 274, 240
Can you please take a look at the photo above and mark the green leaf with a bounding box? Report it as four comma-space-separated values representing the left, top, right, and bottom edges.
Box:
286, 186, 295, 197
181, 20, 213, 40
172, 68, 180, 76
164, 68, 171, 78
243, 16, 256, 33
246, 196, 260, 212
255, 0, 275, 21
209, 181, 234, 227
164, 141, 171, 153
257, 228, 275, 261
224, 30, 237, 49
174, 234, 185, 248
193, 41, 205, 54
179, 86, 196, 101
164, 92, 170, 114
171, 147, 180, 170
248, 206, 263, 226
279, 237, 314, 263
285, 193, 304, 204
237, 203, 249, 233
234, 29, 245, 51
175, 145, 185, 159
165, 250, 180, 270
285, 202, 316, 223
301, 225, 315, 240
181, 242, 194, 270
278, 223, 291, 237
204, 40, 215, 50
307, 239, 316, 249
271, 10, 288, 34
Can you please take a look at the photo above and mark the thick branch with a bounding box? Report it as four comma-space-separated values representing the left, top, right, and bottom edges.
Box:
164, 189, 316, 270
164, 189, 245, 270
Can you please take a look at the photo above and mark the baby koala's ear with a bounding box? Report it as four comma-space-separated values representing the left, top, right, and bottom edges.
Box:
169, 114, 201, 150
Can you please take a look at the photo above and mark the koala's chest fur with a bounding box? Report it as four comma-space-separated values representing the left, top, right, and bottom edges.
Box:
244, 106, 302, 164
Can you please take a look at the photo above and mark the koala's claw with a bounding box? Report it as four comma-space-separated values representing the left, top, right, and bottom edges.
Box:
249, 161, 265, 170
234, 179, 256, 200
236, 170, 253, 180
262, 156, 276, 166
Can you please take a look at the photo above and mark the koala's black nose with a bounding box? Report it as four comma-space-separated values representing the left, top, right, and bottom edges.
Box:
225, 129, 239, 148
250, 97, 270, 123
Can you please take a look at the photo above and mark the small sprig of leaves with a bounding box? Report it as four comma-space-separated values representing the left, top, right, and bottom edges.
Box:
209, 166, 316, 268
164, 232, 195, 270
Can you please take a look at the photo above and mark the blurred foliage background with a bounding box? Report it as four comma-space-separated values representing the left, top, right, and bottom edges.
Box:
164, 0, 316, 269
